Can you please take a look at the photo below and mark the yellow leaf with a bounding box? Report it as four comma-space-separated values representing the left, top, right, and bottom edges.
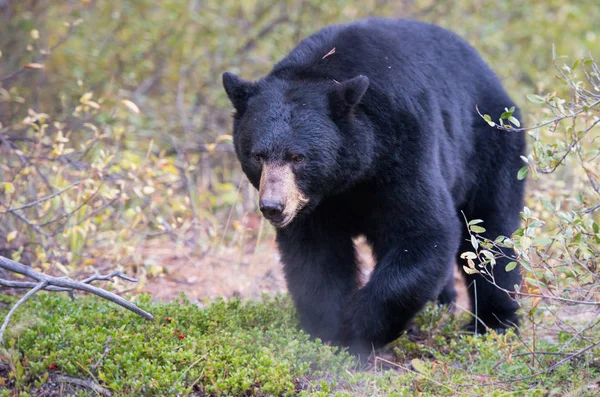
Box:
411, 358, 428, 374
3, 182, 15, 194
86, 101, 100, 109
121, 99, 140, 114
54, 261, 69, 276
216, 134, 233, 143
30, 29, 39, 40
80, 92, 93, 103
55, 130, 69, 143
83, 258, 96, 266
142, 186, 155, 195
206, 143, 217, 152
463, 265, 479, 275
83, 123, 98, 132
7, 230, 17, 242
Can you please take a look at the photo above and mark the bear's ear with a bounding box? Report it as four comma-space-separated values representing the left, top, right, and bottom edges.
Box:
222, 72, 258, 115
329, 75, 370, 115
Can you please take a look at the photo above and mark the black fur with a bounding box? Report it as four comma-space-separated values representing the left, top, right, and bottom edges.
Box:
223, 18, 524, 355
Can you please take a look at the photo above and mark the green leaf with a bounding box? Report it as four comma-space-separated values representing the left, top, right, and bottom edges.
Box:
517, 166, 528, 180
505, 261, 517, 272
508, 116, 520, 127
483, 114, 495, 127
470, 225, 486, 234
471, 234, 479, 250
533, 237, 553, 246
468, 219, 484, 225
513, 228, 524, 237
518, 259, 533, 273
526, 278, 545, 288
528, 220, 545, 229
520, 236, 532, 251
526, 94, 545, 104
480, 250, 494, 260
540, 197, 553, 212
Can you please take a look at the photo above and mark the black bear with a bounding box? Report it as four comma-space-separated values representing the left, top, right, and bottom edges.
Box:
222, 18, 524, 355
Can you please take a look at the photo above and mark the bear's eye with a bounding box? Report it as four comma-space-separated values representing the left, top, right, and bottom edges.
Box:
253, 153, 264, 163
291, 154, 305, 164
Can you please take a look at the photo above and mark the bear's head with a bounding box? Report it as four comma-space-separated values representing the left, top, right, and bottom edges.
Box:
222, 72, 374, 228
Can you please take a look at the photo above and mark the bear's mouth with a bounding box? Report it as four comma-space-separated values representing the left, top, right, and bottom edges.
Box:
269, 213, 294, 228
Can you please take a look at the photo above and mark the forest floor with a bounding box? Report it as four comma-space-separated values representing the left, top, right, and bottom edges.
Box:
138, 235, 471, 310
2, 236, 599, 396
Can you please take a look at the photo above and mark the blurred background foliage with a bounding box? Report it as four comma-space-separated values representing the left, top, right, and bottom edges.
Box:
0, 0, 598, 303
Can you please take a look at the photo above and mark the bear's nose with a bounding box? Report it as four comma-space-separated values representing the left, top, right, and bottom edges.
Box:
259, 200, 284, 220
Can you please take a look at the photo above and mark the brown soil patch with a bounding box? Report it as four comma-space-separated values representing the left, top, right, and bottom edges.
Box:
138, 235, 287, 301
138, 235, 470, 311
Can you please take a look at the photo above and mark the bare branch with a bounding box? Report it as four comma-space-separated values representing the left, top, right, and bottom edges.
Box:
0, 269, 136, 291
0, 254, 153, 346
81, 270, 137, 284
0, 278, 70, 292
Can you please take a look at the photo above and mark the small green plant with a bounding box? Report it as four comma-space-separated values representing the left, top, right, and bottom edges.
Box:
1, 293, 599, 396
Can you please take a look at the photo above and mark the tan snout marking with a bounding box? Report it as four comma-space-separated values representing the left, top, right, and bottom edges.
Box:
259, 163, 309, 227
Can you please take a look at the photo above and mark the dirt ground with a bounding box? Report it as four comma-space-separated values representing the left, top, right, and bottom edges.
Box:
139, 235, 471, 311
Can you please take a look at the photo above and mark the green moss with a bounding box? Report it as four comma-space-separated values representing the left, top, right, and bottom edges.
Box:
1, 295, 598, 396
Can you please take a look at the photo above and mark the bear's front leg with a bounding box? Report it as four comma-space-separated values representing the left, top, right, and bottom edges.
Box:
341, 233, 457, 355
276, 219, 360, 344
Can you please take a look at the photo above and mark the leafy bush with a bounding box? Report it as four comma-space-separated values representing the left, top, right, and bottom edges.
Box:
464, 52, 600, 356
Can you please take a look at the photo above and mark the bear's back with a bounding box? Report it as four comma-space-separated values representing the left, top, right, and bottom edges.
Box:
269, 18, 494, 97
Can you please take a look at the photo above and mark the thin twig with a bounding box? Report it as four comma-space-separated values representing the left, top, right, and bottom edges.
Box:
1, 181, 82, 214
92, 336, 113, 373
54, 374, 113, 397
0, 22, 77, 82
0, 281, 48, 343
475, 99, 600, 133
